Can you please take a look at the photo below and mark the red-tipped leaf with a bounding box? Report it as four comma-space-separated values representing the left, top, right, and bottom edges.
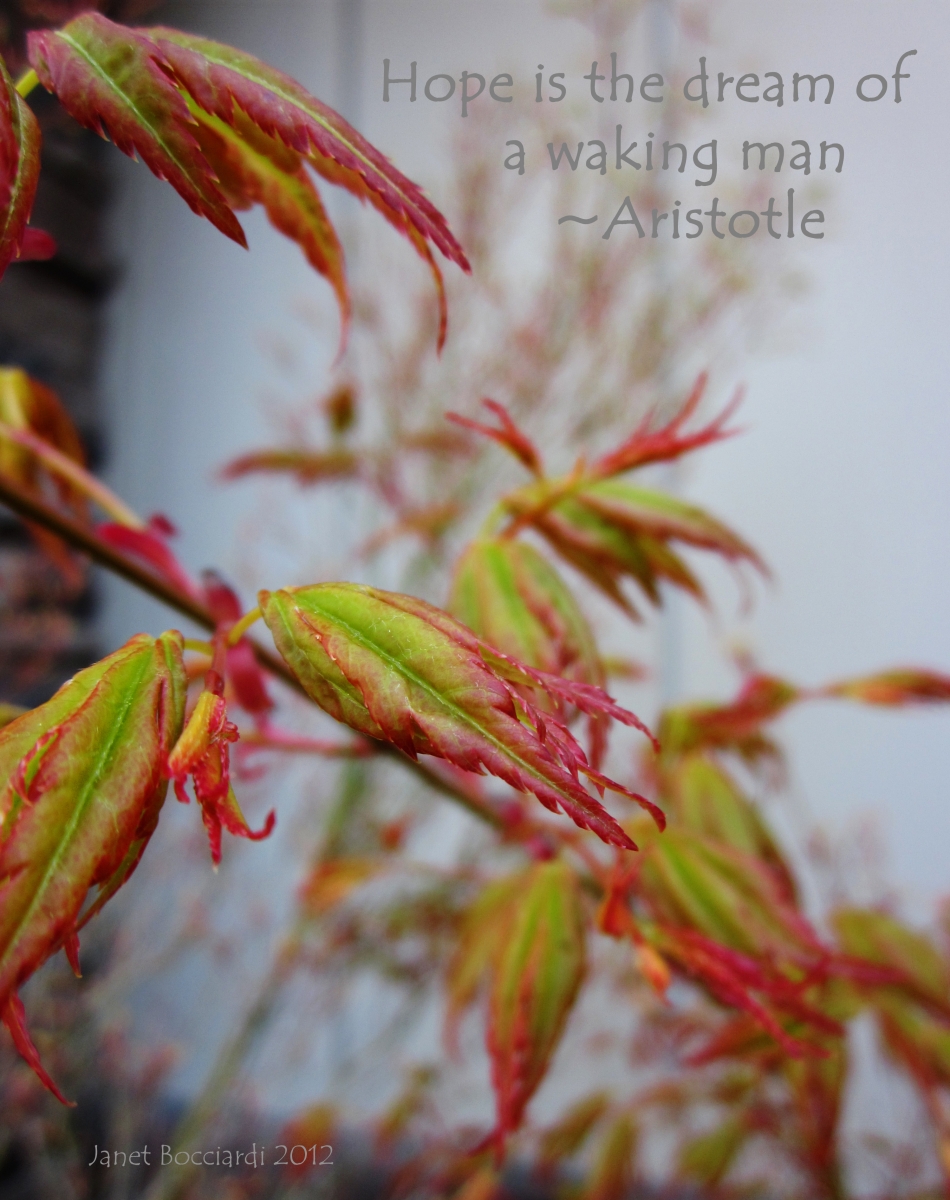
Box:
447, 400, 542, 475
589, 374, 740, 480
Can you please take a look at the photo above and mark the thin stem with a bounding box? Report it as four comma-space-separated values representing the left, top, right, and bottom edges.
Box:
183, 639, 214, 657
15, 68, 39, 99
0, 421, 146, 528
227, 606, 262, 645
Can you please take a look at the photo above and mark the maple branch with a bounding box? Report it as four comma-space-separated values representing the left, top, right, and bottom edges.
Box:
0, 471, 504, 828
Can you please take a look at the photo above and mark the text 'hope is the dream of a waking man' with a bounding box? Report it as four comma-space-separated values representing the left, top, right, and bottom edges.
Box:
382, 50, 917, 241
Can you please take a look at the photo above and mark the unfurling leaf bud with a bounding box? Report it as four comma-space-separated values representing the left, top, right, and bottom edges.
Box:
260, 583, 663, 850
504, 476, 765, 617
166, 671, 275, 867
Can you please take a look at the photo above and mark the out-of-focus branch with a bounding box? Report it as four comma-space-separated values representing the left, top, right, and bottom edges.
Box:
0, 420, 146, 528
0, 472, 218, 628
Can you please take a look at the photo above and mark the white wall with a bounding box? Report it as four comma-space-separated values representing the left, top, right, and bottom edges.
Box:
677, 0, 950, 916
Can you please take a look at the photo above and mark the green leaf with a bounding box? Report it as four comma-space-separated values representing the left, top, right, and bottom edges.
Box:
445, 872, 525, 1049
583, 480, 762, 565
639, 830, 815, 961
874, 996, 950, 1087
448, 540, 597, 681
450, 538, 610, 765
833, 908, 950, 1012
0, 703, 25, 730
664, 754, 797, 902
537, 1091, 611, 1170
678, 1116, 747, 1188
450, 538, 602, 688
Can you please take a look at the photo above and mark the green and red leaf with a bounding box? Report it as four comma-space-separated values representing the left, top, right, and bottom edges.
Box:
503, 477, 763, 616
445, 871, 525, 1050
656, 925, 839, 1059
260, 583, 662, 850
677, 1115, 747, 1189
450, 539, 603, 690
657, 675, 799, 765
144, 24, 468, 265
824, 669, 950, 707
537, 1092, 611, 1171
27, 12, 468, 345
188, 100, 349, 339
833, 908, 950, 1014
0, 632, 186, 1098
449, 538, 609, 760
487, 861, 586, 1146
28, 14, 245, 242
580, 1113, 638, 1200
638, 829, 819, 964
660, 753, 796, 902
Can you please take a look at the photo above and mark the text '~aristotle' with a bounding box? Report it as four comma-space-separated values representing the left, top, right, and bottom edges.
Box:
591, 190, 823, 241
